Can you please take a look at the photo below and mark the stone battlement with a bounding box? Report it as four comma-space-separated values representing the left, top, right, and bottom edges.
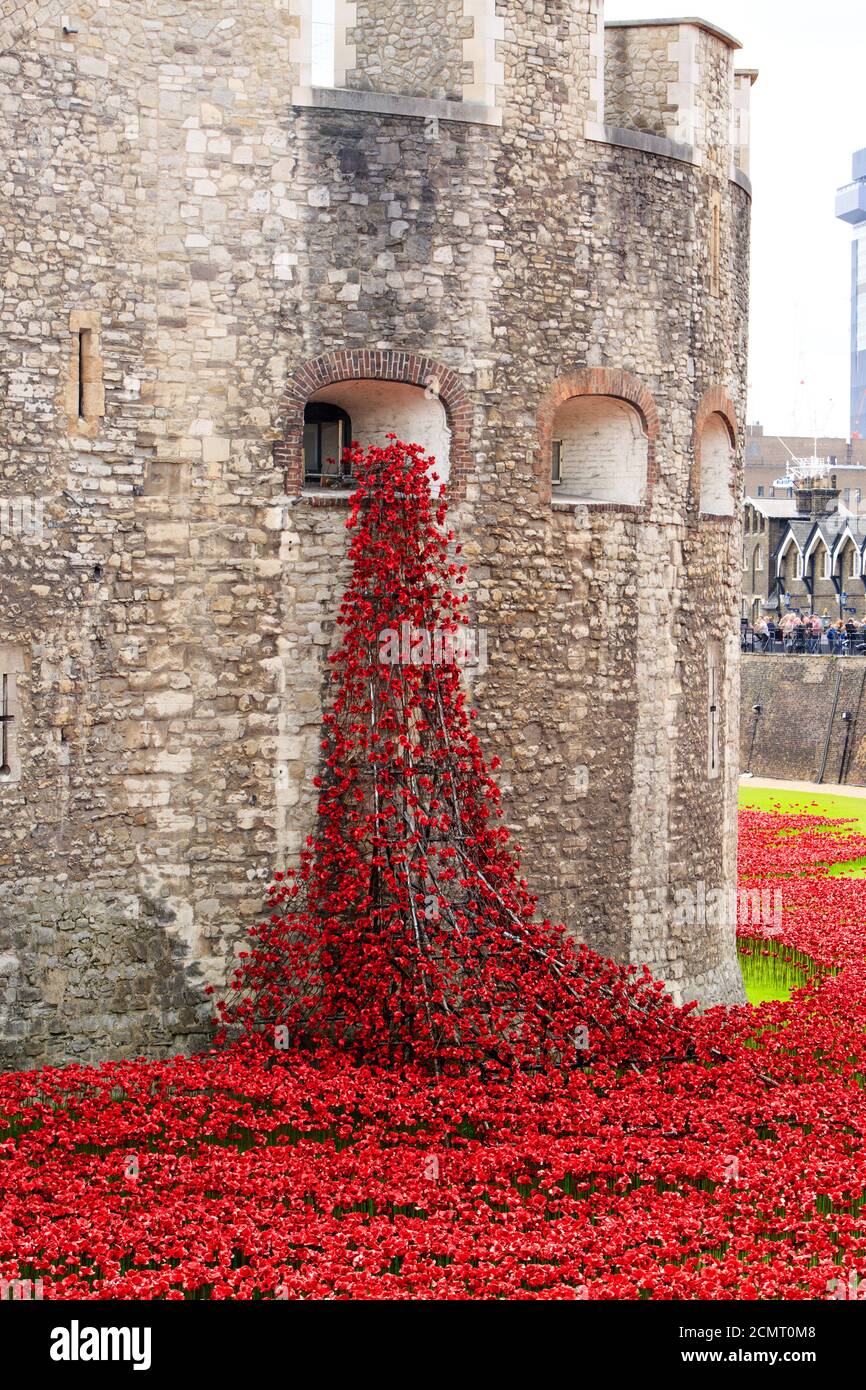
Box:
598, 16, 752, 178
285, 4, 755, 178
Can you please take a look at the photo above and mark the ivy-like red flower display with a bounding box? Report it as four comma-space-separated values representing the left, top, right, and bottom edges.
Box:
217, 439, 686, 1075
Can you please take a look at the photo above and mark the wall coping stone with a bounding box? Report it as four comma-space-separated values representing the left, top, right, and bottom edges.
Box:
292, 86, 503, 128
585, 120, 699, 168
585, 122, 752, 196
605, 17, 742, 50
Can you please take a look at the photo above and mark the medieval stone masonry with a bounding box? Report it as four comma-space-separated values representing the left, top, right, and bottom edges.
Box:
0, 1, 753, 1066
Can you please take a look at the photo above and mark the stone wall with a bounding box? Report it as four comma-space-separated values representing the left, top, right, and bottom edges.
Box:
0, 0, 751, 1066
741, 656, 866, 785
346, 0, 467, 101
604, 24, 676, 138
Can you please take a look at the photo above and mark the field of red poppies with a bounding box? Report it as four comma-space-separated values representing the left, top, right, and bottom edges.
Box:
2, 807, 866, 1300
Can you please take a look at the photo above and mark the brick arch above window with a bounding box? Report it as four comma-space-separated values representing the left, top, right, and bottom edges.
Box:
536, 367, 659, 510
691, 387, 739, 518
276, 351, 473, 499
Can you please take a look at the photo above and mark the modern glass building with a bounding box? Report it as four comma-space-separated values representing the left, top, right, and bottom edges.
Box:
837, 149, 866, 440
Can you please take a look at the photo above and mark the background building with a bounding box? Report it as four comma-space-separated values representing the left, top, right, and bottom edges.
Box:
743, 480, 866, 621
836, 148, 866, 441
745, 424, 866, 504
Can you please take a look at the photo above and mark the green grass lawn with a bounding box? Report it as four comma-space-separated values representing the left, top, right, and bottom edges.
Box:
736, 784, 862, 1004
738, 784, 866, 878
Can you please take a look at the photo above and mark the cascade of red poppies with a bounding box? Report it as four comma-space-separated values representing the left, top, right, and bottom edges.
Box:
218, 438, 689, 1072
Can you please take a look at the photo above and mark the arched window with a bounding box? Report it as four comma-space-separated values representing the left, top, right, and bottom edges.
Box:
835, 540, 861, 581
550, 395, 648, 505
699, 412, 736, 516
302, 380, 451, 491
777, 534, 801, 587
851, 545, 860, 578
303, 402, 353, 486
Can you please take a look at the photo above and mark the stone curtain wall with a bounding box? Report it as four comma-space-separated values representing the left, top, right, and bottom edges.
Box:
741, 656, 866, 786
0, 0, 749, 1064
346, 0, 468, 101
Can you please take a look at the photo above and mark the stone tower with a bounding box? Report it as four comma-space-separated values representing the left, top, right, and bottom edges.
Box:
0, 2, 754, 1065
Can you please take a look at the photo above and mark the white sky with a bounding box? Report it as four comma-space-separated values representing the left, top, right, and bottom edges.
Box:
607, 1, 866, 438
311, 1, 866, 438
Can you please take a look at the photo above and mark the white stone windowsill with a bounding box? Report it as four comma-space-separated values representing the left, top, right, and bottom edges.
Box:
552, 494, 591, 508
551, 494, 641, 510
297, 488, 357, 501
547, 492, 622, 508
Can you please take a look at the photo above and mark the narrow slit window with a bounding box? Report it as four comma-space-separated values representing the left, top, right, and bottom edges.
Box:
68, 311, 103, 435
0, 674, 14, 777
707, 643, 721, 781
710, 192, 721, 298
0, 647, 24, 785
77, 328, 90, 420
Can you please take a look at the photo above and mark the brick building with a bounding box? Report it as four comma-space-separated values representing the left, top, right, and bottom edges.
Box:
745, 424, 866, 508
743, 481, 866, 622
0, 3, 754, 1064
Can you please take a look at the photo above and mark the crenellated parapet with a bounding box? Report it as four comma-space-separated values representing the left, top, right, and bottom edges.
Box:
732, 68, 758, 178
589, 16, 753, 182
288, 4, 753, 182
290, 0, 505, 124
343, 0, 466, 101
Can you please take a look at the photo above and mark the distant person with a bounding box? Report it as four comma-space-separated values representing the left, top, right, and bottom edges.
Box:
792, 617, 807, 654
780, 610, 798, 636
